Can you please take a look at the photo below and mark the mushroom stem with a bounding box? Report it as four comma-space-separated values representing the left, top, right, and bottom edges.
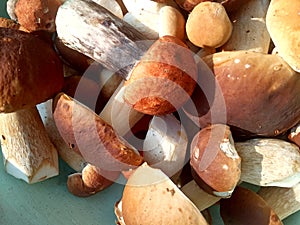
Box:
258, 183, 300, 220
0, 106, 59, 183
181, 180, 221, 211
99, 81, 144, 136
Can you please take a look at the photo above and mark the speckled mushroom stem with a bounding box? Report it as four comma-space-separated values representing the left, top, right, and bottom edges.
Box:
55, 0, 148, 80
0, 106, 59, 184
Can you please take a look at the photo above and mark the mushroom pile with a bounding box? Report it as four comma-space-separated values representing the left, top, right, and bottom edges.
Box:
1, 0, 300, 224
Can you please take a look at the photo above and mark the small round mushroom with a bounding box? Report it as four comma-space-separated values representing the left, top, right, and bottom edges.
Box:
123, 35, 198, 115
190, 124, 241, 198
14, 0, 62, 32
67, 163, 120, 197
186, 2, 233, 48
220, 186, 283, 225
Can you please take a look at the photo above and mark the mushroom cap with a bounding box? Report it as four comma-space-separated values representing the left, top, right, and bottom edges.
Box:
185, 51, 300, 137
266, 0, 300, 72
123, 35, 198, 115
186, 2, 232, 48
14, 0, 62, 32
220, 186, 283, 225
0, 27, 63, 113
121, 163, 209, 225
190, 124, 241, 197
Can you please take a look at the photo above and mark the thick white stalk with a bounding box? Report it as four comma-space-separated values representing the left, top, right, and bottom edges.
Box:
0, 107, 59, 183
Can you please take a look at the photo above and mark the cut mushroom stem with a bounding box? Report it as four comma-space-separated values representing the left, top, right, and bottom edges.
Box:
236, 138, 300, 187
181, 180, 221, 211
99, 81, 144, 136
258, 182, 300, 220
142, 114, 189, 181
55, 0, 148, 80
221, 0, 271, 53
0, 106, 59, 183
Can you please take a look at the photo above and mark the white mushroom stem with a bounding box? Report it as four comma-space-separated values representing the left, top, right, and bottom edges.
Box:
143, 114, 188, 180
99, 81, 144, 136
221, 0, 271, 53
0, 106, 59, 183
236, 138, 300, 187
258, 182, 300, 220
181, 180, 221, 211
37, 100, 86, 172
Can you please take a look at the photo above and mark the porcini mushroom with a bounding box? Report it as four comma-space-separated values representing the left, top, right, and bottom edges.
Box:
116, 163, 209, 225
67, 163, 120, 197
266, 0, 300, 72
123, 35, 198, 115
258, 182, 300, 220
14, 0, 62, 32
190, 124, 241, 198
0, 27, 64, 183
143, 114, 189, 180
52, 93, 143, 174
220, 186, 283, 225
185, 51, 300, 137
186, 2, 233, 48
235, 138, 300, 188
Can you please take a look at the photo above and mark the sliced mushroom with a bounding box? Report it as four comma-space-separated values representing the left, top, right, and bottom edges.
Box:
190, 124, 241, 198
99, 81, 144, 136
37, 100, 86, 172
52, 93, 143, 173
118, 163, 209, 225
143, 114, 188, 179
0, 107, 59, 183
236, 138, 300, 187
220, 186, 283, 225
258, 183, 300, 220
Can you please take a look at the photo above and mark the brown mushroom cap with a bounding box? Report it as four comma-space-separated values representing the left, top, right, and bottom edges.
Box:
184, 51, 300, 137
0, 27, 63, 112
190, 124, 241, 197
123, 35, 198, 115
220, 186, 283, 225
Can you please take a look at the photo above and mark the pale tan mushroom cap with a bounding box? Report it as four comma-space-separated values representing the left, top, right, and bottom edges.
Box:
186, 2, 232, 48
266, 0, 300, 72
121, 164, 209, 225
